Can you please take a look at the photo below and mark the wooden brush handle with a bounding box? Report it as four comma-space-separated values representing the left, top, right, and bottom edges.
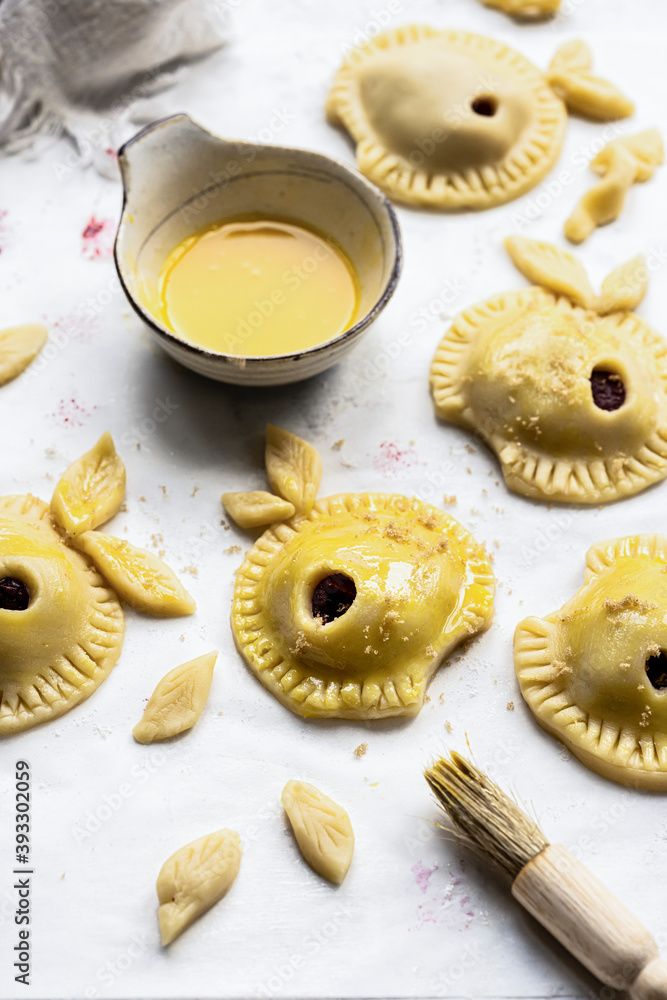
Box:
512, 844, 667, 1000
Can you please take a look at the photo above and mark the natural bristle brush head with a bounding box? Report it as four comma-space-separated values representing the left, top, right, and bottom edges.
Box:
424, 751, 548, 880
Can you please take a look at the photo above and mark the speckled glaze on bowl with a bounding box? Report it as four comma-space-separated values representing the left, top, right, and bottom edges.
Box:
114, 114, 402, 386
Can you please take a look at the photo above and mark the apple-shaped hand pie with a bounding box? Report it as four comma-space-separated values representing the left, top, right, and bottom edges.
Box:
326, 27, 633, 209
225, 426, 494, 720
0, 434, 195, 735
515, 535, 667, 790
430, 239, 667, 504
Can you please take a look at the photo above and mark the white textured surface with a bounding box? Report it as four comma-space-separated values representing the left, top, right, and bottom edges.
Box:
1, 2, 667, 999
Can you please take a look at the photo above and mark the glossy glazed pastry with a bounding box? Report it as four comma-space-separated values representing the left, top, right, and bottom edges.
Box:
326, 27, 632, 209
430, 239, 667, 504
515, 535, 667, 789
226, 427, 494, 720
0, 434, 195, 735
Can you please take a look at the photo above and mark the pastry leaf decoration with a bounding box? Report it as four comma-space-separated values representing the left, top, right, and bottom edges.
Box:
281, 780, 354, 884
50, 432, 126, 537
265, 425, 322, 516
549, 39, 591, 74
157, 830, 242, 946
504, 236, 595, 308
481, 0, 561, 18
133, 652, 217, 744
597, 255, 648, 315
221, 490, 295, 529
0, 324, 48, 387
548, 41, 634, 121
565, 130, 664, 244
73, 531, 196, 617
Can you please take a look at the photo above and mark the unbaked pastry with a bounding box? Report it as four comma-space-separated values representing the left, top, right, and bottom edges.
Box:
430, 238, 667, 504
565, 129, 664, 244
515, 535, 667, 789
326, 27, 633, 209
282, 780, 354, 883
156, 829, 242, 945
0, 324, 48, 386
0, 434, 195, 735
133, 651, 217, 744
229, 427, 494, 720
481, 0, 560, 18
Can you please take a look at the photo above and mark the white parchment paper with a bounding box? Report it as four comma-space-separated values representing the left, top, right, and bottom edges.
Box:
1, 2, 667, 998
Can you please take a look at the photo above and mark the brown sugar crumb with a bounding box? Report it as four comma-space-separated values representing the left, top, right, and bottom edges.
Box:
139, 496, 147, 502
332, 439, 345, 451
425, 694, 431, 703
191, 486, 200, 498
159, 485, 168, 497
119, 502, 128, 513
605, 594, 656, 614
445, 720, 453, 733
443, 494, 457, 505
223, 545, 242, 555
639, 707, 652, 728
506, 701, 515, 711
293, 631, 308, 654
553, 660, 572, 677
363, 512, 378, 524
182, 565, 199, 577
439, 692, 445, 704
354, 742, 368, 758
384, 520, 409, 542
437, 537, 449, 552
425, 644, 436, 657
418, 511, 439, 530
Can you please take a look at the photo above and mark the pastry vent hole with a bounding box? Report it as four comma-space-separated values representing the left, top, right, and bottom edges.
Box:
590, 368, 626, 411
471, 96, 498, 117
0, 577, 30, 611
312, 574, 356, 625
646, 650, 667, 691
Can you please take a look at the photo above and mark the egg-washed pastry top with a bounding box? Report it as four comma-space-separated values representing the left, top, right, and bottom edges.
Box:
515, 535, 667, 790
225, 426, 494, 720
430, 239, 667, 504
0, 433, 195, 735
326, 27, 633, 209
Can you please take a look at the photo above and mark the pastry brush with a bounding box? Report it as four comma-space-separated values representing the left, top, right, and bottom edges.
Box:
424, 751, 667, 1000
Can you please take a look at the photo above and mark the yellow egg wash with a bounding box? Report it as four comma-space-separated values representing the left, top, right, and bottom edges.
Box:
158, 216, 360, 356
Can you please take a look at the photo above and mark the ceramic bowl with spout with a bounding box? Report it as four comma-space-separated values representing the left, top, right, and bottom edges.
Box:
113, 113, 402, 387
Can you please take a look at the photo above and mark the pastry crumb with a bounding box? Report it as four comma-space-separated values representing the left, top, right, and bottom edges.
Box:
443, 494, 457, 505
191, 486, 200, 497
506, 701, 514, 711
605, 594, 656, 614
445, 720, 453, 733
223, 545, 242, 555
182, 565, 199, 577
354, 742, 368, 758
332, 439, 345, 450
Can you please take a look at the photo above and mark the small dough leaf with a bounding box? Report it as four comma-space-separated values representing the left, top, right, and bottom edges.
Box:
282, 779, 354, 884
504, 236, 595, 308
221, 490, 295, 530
549, 40, 592, 74
50, 432, 126, 537
483, 0, 561, 19
597, 255, 648, 315
0, 324, 48, 387
548, 70, 634, 121
133, 652, 217, 744
265, 425, 322, 516
565, 132, 663, 244
592, 129, 664, 182
157, 829, 242, 946
73, 531, 196, 617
